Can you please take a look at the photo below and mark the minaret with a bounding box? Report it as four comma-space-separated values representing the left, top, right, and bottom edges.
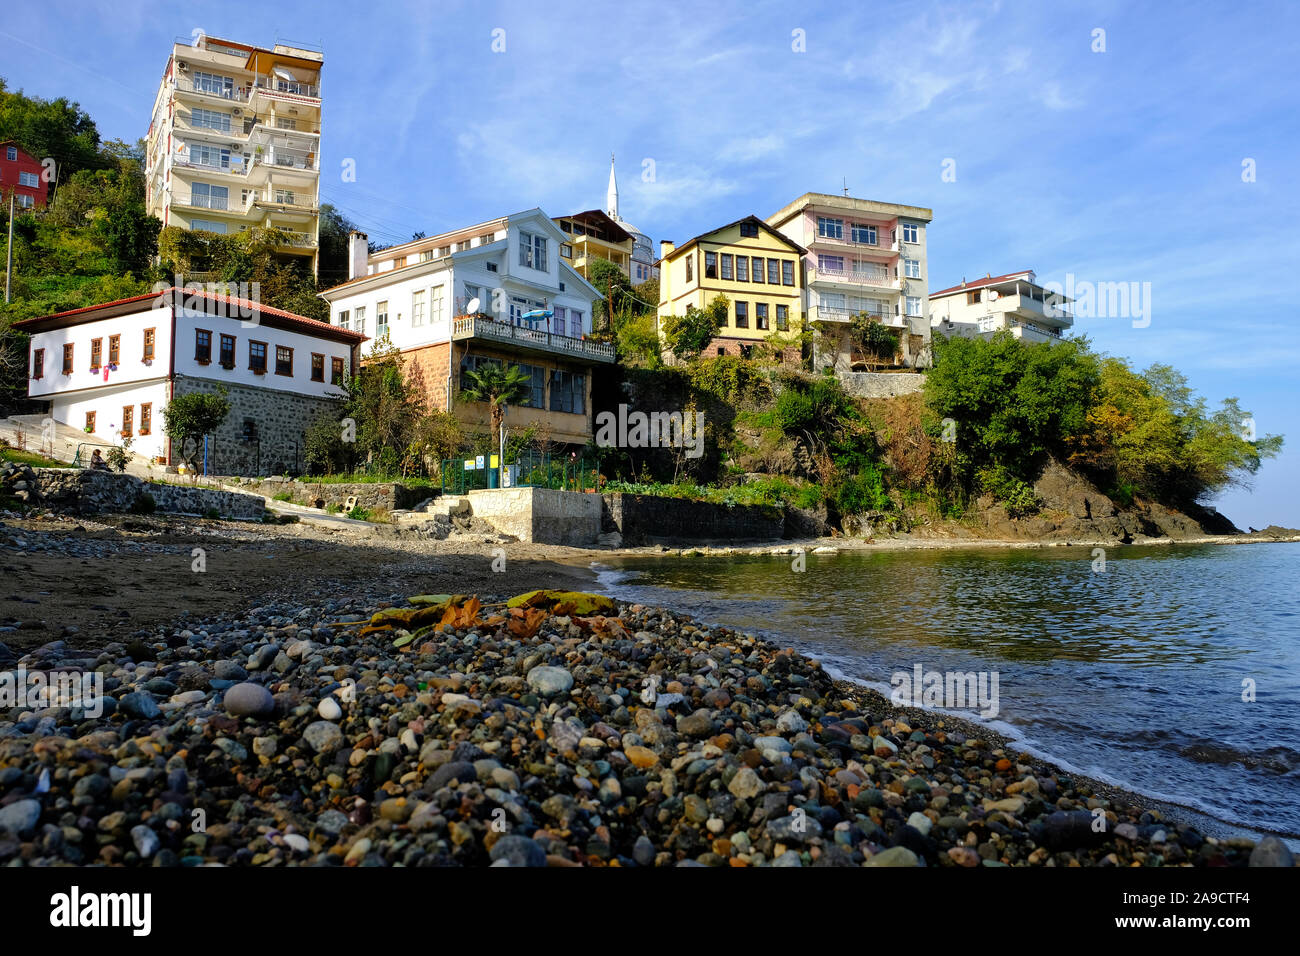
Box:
606, 153, 619, 221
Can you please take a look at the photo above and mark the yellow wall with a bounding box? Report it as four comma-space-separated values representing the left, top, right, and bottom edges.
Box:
658, 221, 804, 342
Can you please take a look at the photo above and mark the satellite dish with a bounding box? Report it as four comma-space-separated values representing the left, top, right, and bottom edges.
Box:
465, 297, 481, 314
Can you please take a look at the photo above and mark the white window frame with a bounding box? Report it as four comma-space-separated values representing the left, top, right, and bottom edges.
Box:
904, 258, 921, 278
817, 216, 844, 240
18, 171, 40, 188
902, 223, 919, 244
411, 290, 426, 327
906, 296, 923, 317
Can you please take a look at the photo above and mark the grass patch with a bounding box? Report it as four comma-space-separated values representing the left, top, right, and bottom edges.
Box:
1, 447, 74, 469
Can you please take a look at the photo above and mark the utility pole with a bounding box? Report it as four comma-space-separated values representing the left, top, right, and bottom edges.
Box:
4, 191, 13, 304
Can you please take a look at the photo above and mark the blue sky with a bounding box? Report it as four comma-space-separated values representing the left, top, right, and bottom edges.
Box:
4, 0, 1298, 526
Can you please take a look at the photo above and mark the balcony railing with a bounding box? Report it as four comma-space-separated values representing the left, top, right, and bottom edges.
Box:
451, 315, 615, 363
253, 76, 320, 99
810, 266, 901, 288
811, 228, 898, 251
813, 308, 910, 328
175, 77, 250, 101
174, 192, 232, 210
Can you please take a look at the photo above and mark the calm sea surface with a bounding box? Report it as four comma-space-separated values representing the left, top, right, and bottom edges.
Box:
596, 543, 1300, 838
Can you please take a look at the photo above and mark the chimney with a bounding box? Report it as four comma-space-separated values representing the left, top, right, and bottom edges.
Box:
660, 240, 675, 257
348, 230, 368, 280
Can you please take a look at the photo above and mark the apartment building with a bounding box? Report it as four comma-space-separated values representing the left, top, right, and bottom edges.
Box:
930, 270, 1074, 343
15, 288, 362, 474
144, 34, 323, 275
555, 209, 635, 281
657, 214, 805, 362
319, 209, 613, 446
767, 192, 933, 372
0, 141, 49, 210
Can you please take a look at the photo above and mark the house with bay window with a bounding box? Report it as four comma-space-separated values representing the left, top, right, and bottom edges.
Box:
930, 270, 1074, 343
15, 288, 362, 475
767, 192, 933, 373
318, 208, 612, 447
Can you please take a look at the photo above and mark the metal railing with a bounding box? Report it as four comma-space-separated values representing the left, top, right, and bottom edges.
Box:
451, 315, 615, 362
175, 192, 231, 210
810, 265, 900, 287
254, 76, 320, 98
439, 450, 600, 495
176, 77, 250, 101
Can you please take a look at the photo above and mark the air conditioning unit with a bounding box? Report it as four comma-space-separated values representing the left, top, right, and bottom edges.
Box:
177, 61, 189, 71
231, 107, 243, 116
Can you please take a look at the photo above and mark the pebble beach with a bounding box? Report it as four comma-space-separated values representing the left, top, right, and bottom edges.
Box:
1, 512, 1294, 868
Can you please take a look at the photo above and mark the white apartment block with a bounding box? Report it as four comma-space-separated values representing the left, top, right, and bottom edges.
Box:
16, 289, 362, 475
319, 209, 614, 446
930, 270, 1074, 344
145, 35, 323, 275
768, 192, 934, 372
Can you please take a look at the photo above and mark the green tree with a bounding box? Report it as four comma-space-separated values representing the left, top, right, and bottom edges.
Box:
0, 78, 106, 183
459, 362, 533, 458
849, 313, 900, 369
661, 294, 729, 363
586, 256, 631, 329
162, 389, 233, 471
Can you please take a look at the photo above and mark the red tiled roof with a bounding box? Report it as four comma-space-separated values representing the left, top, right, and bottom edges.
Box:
930, 271, 1037, 298
12, 287, 366, 343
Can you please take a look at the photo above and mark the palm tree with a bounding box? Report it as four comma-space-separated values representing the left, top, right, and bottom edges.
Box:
459, 362, 533, 462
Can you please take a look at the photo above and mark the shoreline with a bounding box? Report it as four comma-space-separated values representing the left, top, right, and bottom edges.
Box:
0, 511, 1294, 865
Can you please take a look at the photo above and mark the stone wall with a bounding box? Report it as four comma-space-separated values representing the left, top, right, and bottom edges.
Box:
171, 374, 343, 477
837, 371, 927, 399
602, 492, 785, 545
220, 476, 428, 512
467, 487, 601, 545
23, 468, 265, 518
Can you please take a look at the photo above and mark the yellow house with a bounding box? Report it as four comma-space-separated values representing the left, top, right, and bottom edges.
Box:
554, 209, 635, 280
657, 215, 806, 362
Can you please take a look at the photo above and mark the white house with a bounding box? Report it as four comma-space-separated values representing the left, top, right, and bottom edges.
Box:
930, 270, 1074, 343
318, 208, 615, 446
15, 287, 364, 474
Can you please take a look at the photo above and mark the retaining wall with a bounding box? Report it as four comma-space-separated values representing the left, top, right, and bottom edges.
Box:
467, 487, 602, 546
25, 468, 265, 518
601, 493, 785, 545
837, 372, 927, 399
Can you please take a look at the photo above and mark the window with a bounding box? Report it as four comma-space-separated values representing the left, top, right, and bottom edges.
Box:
704, 251, 718, 279
337, 309, 349, 330
192, 71, 234, 97
776, 304, 789, 330
273, 188, 295, 205
461, 286, 480, 311
735, 301, 749, 328
431, 287, 444, 324
90, 338, 103, 370
739, 221, 759, 238
904, 258, 921, 278
189, 144, 231, 169
357, 305, 370, 339
18, 171, 39, 188
311, 353, 324, 382
139, 403, 152, 436
782, 260, 795, 286
719, 254, 733, 280
275, 117, 298, 130
459, 354, 500, 394
85, 411, 95, 433
902, 223, 919, 244
685, 255, 693, 283
249, 340, 267, 373
569, 309, 584, 333
393, 256, 407, 268
16, 194, 33, 209
817, 217, 844, 240
411, 290, 425, 327
5, 146, 15, 161
62, 343, 74, 374
906, 296, 923, 317
331, 357, 345, 385
419, 249, 434, 262
560, 242, 572, 258
219, 334, 235, 367
817, 254, 844, 273
194, 329, 212, 363
736, 256, 749, 282
276, 345, 293, 376
518, 231, 547, 270
767, 259, 780, 284
756, 303, 769, 330
143, 328, 156, 361
549, 369, 586, 414
108, 335, 120, 365
374, 302, 386, 335
752, 257, 765, 283
516, 363, 546, 407
191, 108, 231, 132
851, 223, 877, 245
121, 406, 133, 437
486, 261, 497, 272
190, 218, 228, 234
554, 306, 567, 337
32, 348, 43, 379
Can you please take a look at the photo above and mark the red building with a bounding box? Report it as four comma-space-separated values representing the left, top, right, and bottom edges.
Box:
0, 141, 50, 210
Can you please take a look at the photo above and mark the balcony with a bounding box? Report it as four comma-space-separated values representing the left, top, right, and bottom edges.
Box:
809, 265, 901, 290
811, 308, 910, 329
248, 76, 321, 108
995, 292, 1073, 327
451, 315, 615, 363
809, 227, 899, 255
173, 191, 237, 211
175, 76, 250, 102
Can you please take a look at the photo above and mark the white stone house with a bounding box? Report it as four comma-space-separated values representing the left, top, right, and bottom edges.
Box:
15, 288, 364, 474
318, 208, 614, 447
929, 270, 1075, 343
